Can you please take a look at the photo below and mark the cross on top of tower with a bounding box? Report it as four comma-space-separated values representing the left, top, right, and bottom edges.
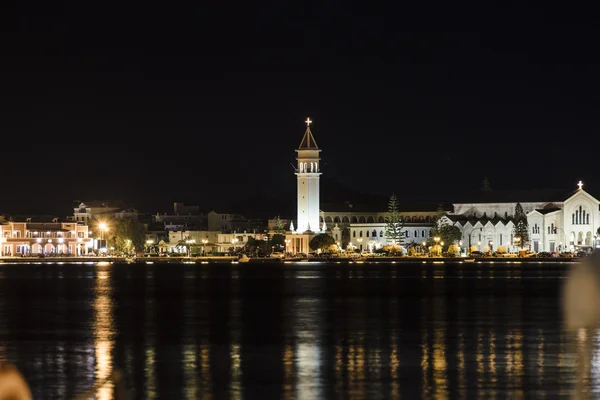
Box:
305, 117, 312, 127
578, 180, 583, 190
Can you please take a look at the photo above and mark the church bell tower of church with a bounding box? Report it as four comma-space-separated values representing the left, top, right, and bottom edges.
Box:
295, 117, 321, 234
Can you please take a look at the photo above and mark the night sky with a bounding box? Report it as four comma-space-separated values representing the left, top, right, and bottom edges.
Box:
2, 1, 598, 217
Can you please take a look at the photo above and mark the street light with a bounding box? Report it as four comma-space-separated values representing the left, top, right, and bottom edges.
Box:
202, 238, 208, 256
433, 236, 441, 257
186, 239, 195, 258
146, 239, 154, 254
285, 239, 291, 254
232, 238, 238, 254
98, 222, 109, 253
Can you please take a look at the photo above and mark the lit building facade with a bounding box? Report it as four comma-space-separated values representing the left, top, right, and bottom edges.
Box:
0, 221, 93, 256
288, 118, 323, 254
445, 181, 600, 253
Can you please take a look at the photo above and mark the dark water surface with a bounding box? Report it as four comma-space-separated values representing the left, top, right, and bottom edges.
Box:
0, 260, 595, 399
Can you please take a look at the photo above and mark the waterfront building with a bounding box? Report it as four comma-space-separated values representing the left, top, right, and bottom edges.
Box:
70, 200, 134, 224
165, 230, 263, 255
0, 219, 93, 256
445, 181, 600, 253
322, 202, 442, 251
207, 210, 258, 233
153, 202, 207, 231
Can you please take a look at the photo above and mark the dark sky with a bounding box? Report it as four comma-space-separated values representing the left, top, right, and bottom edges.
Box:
1, 1, 599, 217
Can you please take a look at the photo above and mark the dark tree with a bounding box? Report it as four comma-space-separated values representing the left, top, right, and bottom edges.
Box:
309, 233, 335, 251
385, 193, 404, 245
430, 205, 462, 249
512, 202, 530, 249
112, 218, 147, 255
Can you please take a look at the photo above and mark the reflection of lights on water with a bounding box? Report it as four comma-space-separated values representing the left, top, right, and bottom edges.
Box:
200, 345, 211, 398
282, 344, 294, 400
183, 345, 197, 400
293, 283, 323, 400
229, 344, 242, 400
94, 269, 113, 400
296, 340, 322, 400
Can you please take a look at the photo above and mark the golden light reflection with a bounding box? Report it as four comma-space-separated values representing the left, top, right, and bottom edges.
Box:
183, 270, 198, 400
182, 346, 197, 399
390, 332, 399, 398
433, 327, 448, 400
94, 269, 113, 400
432, 294, 448, 400
230, 296, 242, 400
144, 348, 156, 400
476, 329, 484, 398
356, 336, 365, 398
229, 343, 242, 400
370, 345, 382, 395
457, 330, 465, 400
282, 344, 295, 400
421, 323, 430, 398
537, 328, 544, 390
507, 328, 524, 398
489, 328, 496, 399
144, 271, 156, 399
334, 343, 343, 396
348, 338, 356, 394
574, 327, 593, 397
201, 345, 212, 400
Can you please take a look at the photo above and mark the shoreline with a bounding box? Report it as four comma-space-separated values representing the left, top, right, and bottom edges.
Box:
0, 255, 582, 265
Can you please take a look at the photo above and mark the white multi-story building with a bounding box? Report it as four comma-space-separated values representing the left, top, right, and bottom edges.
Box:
71, 200, 131, 224
0, 220, 93, 256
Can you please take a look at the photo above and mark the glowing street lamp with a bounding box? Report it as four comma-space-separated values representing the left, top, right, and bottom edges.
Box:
98, 222, 109, 254
186, 239, 195, 258
202, 238, 208, 256
146, 239, 154, 254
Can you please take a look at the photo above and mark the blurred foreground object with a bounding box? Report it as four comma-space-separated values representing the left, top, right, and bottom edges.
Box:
562, 252, 600, 331
0, 364, 32, 400
562, 252, 600, 398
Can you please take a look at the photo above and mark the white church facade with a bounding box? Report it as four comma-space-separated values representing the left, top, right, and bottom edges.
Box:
445, 181, 600, 254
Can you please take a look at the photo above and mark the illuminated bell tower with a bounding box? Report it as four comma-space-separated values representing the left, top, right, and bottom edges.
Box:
296, 117, 321, 233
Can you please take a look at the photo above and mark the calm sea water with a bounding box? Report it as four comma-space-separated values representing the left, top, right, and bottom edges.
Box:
0, 260, 596, 399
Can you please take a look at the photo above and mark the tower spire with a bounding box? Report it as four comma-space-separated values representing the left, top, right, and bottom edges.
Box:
298, 117, 319, 149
